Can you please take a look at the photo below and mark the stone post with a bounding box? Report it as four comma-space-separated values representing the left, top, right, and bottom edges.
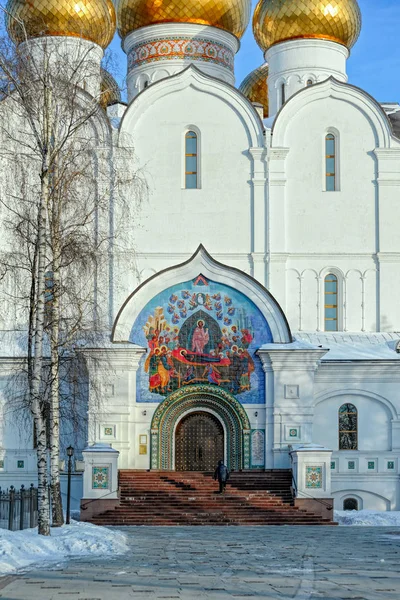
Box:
290, 444, 334, 521
80, 443, 120, 521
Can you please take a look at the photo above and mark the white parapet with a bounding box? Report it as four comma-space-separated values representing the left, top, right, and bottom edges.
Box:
82, 443, 119, 500
290, 444, 333, 499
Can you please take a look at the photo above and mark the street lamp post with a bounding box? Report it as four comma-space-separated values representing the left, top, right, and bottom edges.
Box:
66, 445, 74, 525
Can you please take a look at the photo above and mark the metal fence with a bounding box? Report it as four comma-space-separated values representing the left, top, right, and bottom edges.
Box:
0, 484, 38, 530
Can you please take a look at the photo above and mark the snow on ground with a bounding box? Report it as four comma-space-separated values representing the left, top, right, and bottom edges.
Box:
0, 520, 129, 575
335, 510, 400, 526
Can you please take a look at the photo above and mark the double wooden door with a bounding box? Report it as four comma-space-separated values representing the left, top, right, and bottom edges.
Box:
175, 411, 224, 471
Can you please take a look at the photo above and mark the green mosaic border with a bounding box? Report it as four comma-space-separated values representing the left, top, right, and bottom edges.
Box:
150, 384, 251, 471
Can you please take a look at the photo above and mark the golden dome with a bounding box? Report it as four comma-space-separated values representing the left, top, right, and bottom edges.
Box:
6, 0, 116, 49
239, 63, 269, 118
117, 0, 251, 39
100, 68, 121, 108
253, 0, 362, 52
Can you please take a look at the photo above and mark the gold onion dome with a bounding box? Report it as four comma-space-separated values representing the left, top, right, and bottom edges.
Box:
117, 0, 252, 39
100, 68, 121, 108
239, 63, 269, 118
253, 0, 362, 52
6, 0, 116, 49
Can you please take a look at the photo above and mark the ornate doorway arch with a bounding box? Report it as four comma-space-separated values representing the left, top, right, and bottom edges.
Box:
150, 384, 251, 470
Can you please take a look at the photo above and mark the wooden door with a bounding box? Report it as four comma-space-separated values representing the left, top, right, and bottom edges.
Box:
175, 412, 224, 471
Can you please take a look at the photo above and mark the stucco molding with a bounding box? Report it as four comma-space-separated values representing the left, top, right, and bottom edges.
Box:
314, 388, 398, 420
271, 77, 395, 149
119, 64, 265, 147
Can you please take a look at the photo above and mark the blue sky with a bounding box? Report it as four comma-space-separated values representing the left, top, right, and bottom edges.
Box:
110, 0, 400, 103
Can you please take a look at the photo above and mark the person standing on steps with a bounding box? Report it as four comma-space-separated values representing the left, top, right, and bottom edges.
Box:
214, 460, 229, 494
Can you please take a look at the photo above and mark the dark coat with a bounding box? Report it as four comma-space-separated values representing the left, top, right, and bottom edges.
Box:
214, 463, 229, 482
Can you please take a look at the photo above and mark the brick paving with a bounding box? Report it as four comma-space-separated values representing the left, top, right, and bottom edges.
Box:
1, 526, 400, 599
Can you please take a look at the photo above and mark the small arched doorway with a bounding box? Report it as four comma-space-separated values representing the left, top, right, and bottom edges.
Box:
175, 411, 224, 471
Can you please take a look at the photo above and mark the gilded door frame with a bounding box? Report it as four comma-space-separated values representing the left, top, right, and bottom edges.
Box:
150, 384, 251, 471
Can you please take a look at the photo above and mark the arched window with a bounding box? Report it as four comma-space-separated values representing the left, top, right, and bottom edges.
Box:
325, 133, 336, 191
306, 79, 313, 87
281, 82, 286, 106
185, 131, 198, 189
339, 403, 358, 450
324, 274, 338, 331
343, 498, 358, 511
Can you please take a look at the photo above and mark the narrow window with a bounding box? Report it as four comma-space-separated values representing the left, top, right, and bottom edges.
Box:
144, 80, 149, 89
339, 403, 358, 450
343, 498, 358, 511
325, 133, 336, 191
185, 131, 198, 189
281, 83, 286, 106
306, 79, 313, 87
324, 274, 338, 331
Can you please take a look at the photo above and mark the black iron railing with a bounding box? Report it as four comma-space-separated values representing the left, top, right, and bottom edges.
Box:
0, 484, 38, 530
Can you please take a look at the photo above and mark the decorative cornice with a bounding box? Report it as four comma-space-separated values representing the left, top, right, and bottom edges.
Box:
128, 36, 234, 73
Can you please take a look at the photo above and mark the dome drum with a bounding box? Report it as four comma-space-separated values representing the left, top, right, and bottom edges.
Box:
124, 23, 239, 101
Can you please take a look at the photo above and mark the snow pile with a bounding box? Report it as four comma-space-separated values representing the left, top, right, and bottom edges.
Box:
0, 520, 129, 575
335, 510, 400, 526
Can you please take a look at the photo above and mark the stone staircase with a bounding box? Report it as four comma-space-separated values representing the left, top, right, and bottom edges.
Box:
90, 470, 337, 526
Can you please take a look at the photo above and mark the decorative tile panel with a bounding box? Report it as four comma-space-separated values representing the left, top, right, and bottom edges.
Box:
305, 466, 322, 489
330, 461, 336, 470
104, 427, 114, 437
251, 430, 265, 468
17, 460, 24, 469
367, 461, 375, 470
348, 461, 355, 470
387, 461, 395, 470
0, 459, 4, 469
92, 466, 109, 489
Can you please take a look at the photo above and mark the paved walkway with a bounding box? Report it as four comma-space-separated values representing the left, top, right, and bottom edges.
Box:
1, 526, 400, 599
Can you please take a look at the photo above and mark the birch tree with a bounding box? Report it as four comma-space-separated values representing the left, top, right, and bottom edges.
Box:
0, 24, 145, 533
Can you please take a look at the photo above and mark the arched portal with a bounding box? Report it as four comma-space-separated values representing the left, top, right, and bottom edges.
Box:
175, 411, 224, 471
150, 384, 251, 470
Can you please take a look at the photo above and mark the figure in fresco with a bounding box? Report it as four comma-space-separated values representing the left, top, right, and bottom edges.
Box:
241, 329, 253, 349
158, 346, 173, 393
183, 365, 195, 383
239, 349, 254, 391
192, 320, 209, 354
145, 348, 162, 392
203, 364, 221, 385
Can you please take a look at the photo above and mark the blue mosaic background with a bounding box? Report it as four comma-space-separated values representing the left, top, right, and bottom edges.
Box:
131, 276, 272, 404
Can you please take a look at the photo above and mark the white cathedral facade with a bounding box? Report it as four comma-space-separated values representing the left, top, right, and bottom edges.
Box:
1, 0, 400, 514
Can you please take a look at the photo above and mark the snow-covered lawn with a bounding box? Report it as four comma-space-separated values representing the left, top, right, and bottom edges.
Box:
0, 520, 129, 575
335, 510, 400, 526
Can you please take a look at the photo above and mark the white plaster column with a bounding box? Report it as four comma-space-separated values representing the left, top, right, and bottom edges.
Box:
123, 23, 239, 102
249, 146, 268, 286
81, 345, 146, 470
266, 39, 348, 117
374, 149, 400, 331
258, 346, 328, 468
268, 147, 289, 309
